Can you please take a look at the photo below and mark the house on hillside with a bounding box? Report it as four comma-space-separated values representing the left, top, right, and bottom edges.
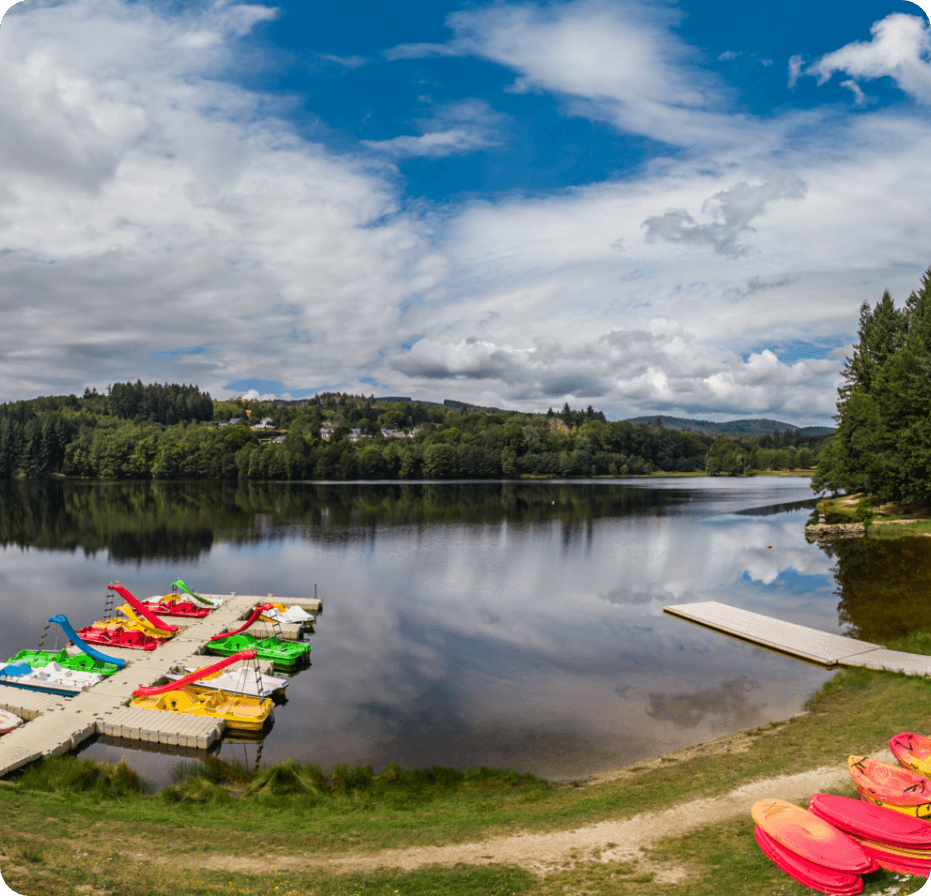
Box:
218, 416, 244, 428
252, 417, 274, 430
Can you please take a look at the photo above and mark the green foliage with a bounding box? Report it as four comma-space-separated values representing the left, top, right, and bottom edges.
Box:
0, 390, 829, 482
815, 268, 931, 504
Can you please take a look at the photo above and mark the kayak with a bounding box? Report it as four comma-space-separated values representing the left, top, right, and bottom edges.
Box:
750, 799, 876, 874
848, 838, 931, 877
808, 793, 931, 849
754, 826, 863, 894
891, 732, 931, 780
848, 756, 931, 817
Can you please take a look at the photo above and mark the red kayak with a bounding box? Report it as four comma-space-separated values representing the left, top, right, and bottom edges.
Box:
850, 838, 931, 877
751, 799, 877, 874
76, 625, 161, 651
809, 793, 931, 849
754, 826, 863, 894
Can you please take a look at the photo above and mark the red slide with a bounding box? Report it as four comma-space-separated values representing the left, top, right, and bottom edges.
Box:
108, 584, 178, 632
133, 649, 258, 696
209, 604, 273, 641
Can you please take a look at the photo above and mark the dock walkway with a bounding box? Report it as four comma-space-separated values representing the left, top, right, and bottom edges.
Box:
663, 601, 931, 675
0, 593, 320, 778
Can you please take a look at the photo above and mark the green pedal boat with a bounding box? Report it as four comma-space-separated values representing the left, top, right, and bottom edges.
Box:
206, 603, 311, 671
206, 634, 310, 671
6, 647, 121, 677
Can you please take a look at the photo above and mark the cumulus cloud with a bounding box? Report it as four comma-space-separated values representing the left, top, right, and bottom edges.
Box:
389, 328, 840, 417
807, 13, 931, 102
361, 99, 506, 158
0, 0, 435, 399
642, 176, 807, 256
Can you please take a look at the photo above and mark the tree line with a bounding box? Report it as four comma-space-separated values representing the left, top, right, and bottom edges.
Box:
0, 383, 827, 481
813, 267, 931, 505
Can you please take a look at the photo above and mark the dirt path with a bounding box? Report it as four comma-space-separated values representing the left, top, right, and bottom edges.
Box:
162, 748, 896, 883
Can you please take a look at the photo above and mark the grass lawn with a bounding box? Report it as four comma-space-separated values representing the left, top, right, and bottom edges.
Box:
5, 631, 931, 895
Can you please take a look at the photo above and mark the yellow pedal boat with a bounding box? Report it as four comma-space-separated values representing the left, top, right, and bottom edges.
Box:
130, 685, 273, 734
92, 604, 176, 640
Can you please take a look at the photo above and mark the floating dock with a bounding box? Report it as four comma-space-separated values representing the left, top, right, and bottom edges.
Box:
0, 593, 319, 778
664, 601, 931, 675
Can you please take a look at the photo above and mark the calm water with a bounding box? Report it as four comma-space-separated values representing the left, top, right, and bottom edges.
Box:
0, 477, 925, 786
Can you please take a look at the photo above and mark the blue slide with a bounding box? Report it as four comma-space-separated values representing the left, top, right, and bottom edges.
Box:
49, 614, 127, 669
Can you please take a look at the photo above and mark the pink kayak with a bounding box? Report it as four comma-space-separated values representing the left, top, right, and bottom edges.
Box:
809, 793, 931, 849
754, 826, 863, 894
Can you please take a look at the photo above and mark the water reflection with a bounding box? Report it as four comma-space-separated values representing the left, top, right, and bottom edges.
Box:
0, 477, 847, 784
823, 536, 931, 643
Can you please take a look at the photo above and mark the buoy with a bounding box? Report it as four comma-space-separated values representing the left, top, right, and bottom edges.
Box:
767, 545, 772, 549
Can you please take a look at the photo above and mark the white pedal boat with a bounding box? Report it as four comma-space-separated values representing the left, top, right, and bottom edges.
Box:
164, 664, 289, 697
0, 662, 105, 696
260, 605, 316, 626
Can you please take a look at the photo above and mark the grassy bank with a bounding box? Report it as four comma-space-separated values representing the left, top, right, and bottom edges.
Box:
819, 492, 931, 538
4, 628, 931, 894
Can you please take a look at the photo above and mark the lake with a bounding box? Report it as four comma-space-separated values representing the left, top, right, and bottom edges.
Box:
1, 476, 922, 787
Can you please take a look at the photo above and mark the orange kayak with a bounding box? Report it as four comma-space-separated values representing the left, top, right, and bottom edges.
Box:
848, 756, 931, 817
891, 732, 931, 780
751, 799, 875, 874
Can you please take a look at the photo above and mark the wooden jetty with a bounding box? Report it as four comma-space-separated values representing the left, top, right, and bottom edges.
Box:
664, 601, 931, 675
0, 592, 320, 778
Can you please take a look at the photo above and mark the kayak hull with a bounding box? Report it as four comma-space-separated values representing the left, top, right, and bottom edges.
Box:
754, 826, 863, 894
808, 793, 931, 849
751, 799, 876, 874
848, 755, 931, 817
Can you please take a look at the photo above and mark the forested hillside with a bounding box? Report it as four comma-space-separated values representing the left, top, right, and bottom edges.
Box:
0, 385, 827, 481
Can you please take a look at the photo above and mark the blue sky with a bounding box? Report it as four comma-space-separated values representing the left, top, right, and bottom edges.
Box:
0, 0, 929, 423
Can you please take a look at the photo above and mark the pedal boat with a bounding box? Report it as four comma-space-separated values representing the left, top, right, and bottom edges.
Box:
0, 660, 104, 696
206, 604, 311, 670
141, 595, 211, 618
848, 755, 931, 817
258, 603, 316, 629
164, 665, 288, 698
891, 732, 931, 779
6, 647, 120, 677
131, 653, 273, 733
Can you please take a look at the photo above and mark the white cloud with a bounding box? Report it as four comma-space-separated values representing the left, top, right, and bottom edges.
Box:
642, 175, 808, 257
361, 99, 506, 158
0, 0, 930, 427
788, 54, 803, 88
839, 79, 870, 106
807, 13, 931, 102
388, 0, 770, 150
0, 0, 435, 399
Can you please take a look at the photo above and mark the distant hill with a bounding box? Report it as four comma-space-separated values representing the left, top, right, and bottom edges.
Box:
623, 415, 833, 437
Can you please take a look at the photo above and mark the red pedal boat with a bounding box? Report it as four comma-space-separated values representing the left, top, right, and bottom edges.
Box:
141, 596, 210, 618
76, 625, 161, 651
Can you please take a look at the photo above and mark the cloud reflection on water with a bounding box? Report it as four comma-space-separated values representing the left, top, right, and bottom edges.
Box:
0, 478, 843, 785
